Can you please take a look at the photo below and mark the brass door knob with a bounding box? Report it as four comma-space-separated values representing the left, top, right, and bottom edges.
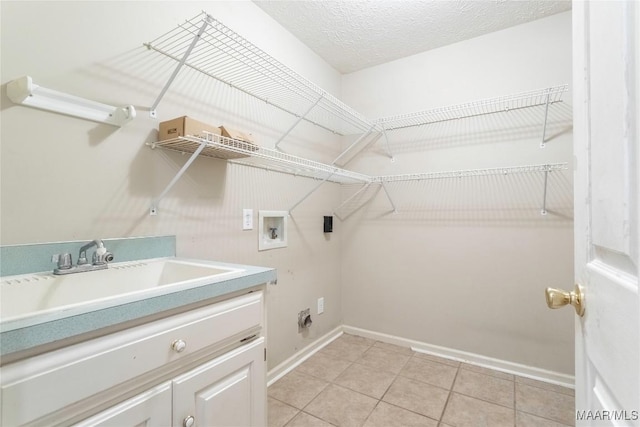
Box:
545, 284, 585, 317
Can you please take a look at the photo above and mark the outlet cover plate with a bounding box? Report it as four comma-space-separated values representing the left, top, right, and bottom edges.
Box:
243, 209, 253, 230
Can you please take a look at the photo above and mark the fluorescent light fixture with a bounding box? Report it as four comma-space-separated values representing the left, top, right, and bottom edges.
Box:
6, 76, 136, 127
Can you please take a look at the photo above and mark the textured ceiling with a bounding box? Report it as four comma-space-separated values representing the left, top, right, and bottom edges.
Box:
253, 0, 572, 74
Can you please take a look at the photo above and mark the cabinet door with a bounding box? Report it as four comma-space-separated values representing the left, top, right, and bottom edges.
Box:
172, 338, 265, 427
72, 382, 171, 427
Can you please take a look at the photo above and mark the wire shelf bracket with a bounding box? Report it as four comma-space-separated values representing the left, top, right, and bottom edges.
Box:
380, 127, 395, 162
289, 171, 337, 214
332, 124, 376, 166
147, 16, 211, 119
381, 182, 398, 214
149, 138, 209, 215
541, 168, 550, 215
333, 182, 374, 220
275, 95, 323, 150
540, 91, 551, 148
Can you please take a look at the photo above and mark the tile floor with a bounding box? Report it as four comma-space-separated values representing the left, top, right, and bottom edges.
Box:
268, 334, 575, 427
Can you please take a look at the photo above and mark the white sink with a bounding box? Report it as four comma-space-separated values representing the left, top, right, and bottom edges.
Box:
0, 258, 244, 322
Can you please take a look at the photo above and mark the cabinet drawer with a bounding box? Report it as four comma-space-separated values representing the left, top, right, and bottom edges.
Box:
72, 382, 171, 427
1, 291, 263, 426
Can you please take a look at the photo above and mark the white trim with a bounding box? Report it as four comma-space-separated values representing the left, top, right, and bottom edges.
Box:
342, 325, 575, 389
267, 326, 343, 386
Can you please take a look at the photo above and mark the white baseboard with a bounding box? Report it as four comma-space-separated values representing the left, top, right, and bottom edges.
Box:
342, 325, 575, 389
267, 324, 575, 389
267, 326, 343, 387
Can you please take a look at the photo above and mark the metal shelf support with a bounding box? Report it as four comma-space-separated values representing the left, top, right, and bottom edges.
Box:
149, 139, 208, 215
541, 167, 550, 215
289, 171, 338, 213
147, 15, 211, 118
381, 128, 395, 161
540, 91, 551, 148
332, 124, 376, 166
333, 182, 373, 220
381, 182, 398, 213
288, 123, 380, 212
275, 95, 323, 150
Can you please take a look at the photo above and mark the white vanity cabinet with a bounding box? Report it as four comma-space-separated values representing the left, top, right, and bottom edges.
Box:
0, 290, 266, 427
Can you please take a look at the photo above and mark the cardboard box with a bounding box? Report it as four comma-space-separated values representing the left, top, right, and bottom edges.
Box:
219, 126, 255, 144
159, 116, 221, 141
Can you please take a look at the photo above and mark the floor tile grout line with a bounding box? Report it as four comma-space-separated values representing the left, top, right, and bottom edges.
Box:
379, 398, 443, 424
516, 408, 576, 427
293, 335, 391, 424
439, 367, 519, 410
513, 375, 517, 427
286, 410, 339, 427
267, 395, 301, 427
376, 356, 403, 405
359, 399, 383, 427
298, 356, 355, 383
514, 378, 575, 396
459, 364, 515, 381
303, 410, 340, 427
411, 352, 462, 369
446, 389, 517, 412
280, 410, 302, 427
268, 395, 301, 411
343, 341, 444, 426
393, 360, 467, 395
439, 365, 461, 422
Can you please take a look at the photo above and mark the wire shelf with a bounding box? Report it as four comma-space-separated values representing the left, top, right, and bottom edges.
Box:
148, 134, 373, 185
376, 85, 568, 131
146, 11, 374, 136
374, 163, 568, 183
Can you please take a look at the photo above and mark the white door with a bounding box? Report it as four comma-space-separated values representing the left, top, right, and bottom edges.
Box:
572, 1, 640, 424
172, 338, 266, 427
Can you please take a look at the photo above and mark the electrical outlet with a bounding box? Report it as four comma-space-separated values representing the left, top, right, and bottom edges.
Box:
243, 209, 253, 230
317, 297, 324, 314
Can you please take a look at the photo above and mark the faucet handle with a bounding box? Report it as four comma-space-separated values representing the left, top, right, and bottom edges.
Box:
52, 253, 73, 270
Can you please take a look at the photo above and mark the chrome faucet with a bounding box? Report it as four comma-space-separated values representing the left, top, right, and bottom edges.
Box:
53, 239, 114, 275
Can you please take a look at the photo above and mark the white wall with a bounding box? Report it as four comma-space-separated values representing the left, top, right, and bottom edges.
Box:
340, 12, 575, 375
0, 1, 344, 369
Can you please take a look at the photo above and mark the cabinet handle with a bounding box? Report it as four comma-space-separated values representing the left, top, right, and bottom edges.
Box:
171, 339, 187, 353
183, 415, 195, 427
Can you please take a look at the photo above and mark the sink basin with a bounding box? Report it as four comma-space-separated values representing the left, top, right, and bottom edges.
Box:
0, 258, 244, 322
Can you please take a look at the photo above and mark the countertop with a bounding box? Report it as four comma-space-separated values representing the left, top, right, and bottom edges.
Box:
0, 257, 276, 359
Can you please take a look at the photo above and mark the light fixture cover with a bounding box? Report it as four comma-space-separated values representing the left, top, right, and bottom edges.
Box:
7, 76, 135, 127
